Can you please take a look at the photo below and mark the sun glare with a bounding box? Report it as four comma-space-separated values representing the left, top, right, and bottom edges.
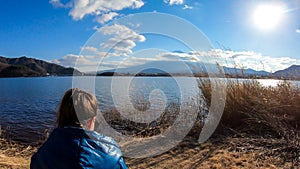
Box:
253, 4, 284, 30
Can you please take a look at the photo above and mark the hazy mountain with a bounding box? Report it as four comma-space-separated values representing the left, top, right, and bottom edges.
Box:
224, 67, 270, 77
273, 65, 300, 80
98, 61, 195, 75
97, 60, 270, 77
0, 56, 82, 77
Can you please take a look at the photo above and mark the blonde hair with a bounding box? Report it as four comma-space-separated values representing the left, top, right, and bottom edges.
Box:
57, 88, 98, 128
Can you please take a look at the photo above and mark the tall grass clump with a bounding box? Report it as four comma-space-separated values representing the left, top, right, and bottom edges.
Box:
216, 80, 299, 137
198, 78, 300, 164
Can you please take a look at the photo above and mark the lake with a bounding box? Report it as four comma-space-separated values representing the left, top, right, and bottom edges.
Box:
0, 76, 298, 144
0, 76, 200, 143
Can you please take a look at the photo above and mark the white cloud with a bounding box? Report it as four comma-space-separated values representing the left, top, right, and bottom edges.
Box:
49, 0, 71, 8
52, 54, 98, 68
81, 46, 99, 53
57, 24, 147, 72
52, 49, 300, 73
157, 52, 198, 62
81, 46, 120, 58
164, 0, 184, 5
157, 50, 300, 72
95, 12, 118, 24
296, 29, 300, 33
50, 0, 144, 24
101, 56, 159, 70
98, 24, 146, 55
183, 4, 193, 10
70, 0, 144, 20
52, 53, 126, 72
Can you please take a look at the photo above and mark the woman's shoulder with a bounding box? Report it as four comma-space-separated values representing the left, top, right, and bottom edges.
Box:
78, 130, 126, 168
83, 130, 121, 154
50, 127, 118, 147
86, 130, 118, 146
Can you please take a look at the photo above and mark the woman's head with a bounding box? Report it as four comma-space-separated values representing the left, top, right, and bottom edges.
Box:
57, 88, 98, 129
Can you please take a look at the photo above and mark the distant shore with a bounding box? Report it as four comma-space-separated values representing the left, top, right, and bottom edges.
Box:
1, 73, 299, 81
1, 74, 298, 81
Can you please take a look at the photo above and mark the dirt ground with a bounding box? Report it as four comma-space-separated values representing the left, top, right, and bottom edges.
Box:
124, 136, 297, 169
1, 133, 298, 169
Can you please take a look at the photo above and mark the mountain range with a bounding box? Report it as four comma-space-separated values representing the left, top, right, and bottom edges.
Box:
272, 65, 300, 80
1, 56, 299, 79
97, 61, 271, 78
0, 56, 82, 77
98, 60, 300, 79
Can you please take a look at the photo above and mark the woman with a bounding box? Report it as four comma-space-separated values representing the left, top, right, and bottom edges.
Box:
30, 88, 128, 169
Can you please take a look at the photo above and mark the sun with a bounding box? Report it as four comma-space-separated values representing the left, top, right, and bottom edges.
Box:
253, 4, 284, 30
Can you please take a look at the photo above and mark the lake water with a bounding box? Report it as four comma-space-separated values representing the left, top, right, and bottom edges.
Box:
0, 76, 200, 143
0, 77, 299, 144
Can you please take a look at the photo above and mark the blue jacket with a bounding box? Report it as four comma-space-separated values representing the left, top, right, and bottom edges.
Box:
30, 127, 128, 169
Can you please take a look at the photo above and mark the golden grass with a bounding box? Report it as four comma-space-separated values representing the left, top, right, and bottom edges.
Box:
0, 154, 29, 169
0, 138, 37, 169
124, 136, 295, 168
198, 79, 300, 134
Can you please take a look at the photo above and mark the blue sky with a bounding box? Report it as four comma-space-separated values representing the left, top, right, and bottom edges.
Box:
1, 0, 300, 72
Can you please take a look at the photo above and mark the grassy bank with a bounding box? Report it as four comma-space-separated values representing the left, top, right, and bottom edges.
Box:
1, 79, 299, 168
0, 138, 37, 168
